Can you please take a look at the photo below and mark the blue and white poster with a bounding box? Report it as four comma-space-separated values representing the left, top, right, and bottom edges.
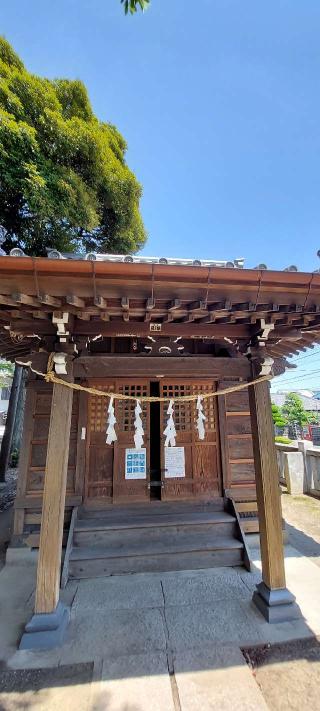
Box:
125, 448, 147, 480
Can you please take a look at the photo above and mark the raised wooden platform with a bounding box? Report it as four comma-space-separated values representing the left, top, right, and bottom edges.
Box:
67, 501, 244, 579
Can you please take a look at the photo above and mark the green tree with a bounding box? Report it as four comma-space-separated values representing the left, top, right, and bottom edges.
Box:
0, 360, 14, 387
282, 393, 309, 427
0, 38, 147, 256
271, 403, 287, 428
121, 0, 150, 14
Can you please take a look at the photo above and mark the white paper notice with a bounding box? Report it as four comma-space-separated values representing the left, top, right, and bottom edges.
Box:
125, 448, 147, 479
165, 447, 185, 478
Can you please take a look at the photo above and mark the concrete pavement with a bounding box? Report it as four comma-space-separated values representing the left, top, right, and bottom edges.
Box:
1, 545, 320, 710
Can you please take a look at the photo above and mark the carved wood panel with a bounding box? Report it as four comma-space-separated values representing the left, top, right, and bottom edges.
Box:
160, 380, 221, 501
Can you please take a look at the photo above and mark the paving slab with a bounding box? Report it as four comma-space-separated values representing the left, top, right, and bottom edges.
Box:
0, 662, 94, 711
174, 645, 268, 711
58, 606, 167, 663
164, 599, 264, 649
94, 652, 175, 711
250, 545, 320, 639
72, 573, 164, 612
161, 566, 252, 606
0, 562, 35, 661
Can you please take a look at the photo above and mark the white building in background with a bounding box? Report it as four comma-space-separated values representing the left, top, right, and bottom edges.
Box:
0, 383, 11, 415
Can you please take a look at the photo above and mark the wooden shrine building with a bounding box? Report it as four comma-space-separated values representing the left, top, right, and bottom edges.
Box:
1, 251, 317, 647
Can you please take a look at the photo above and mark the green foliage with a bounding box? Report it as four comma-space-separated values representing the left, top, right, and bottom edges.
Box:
0, 37, 147, 256
10, 447, 19, 468
271, 403, 287, 428
0, 360, 14, 387
306, 412, 320, 424
282, 393, 309, 427
275, 436, 293, 445
121, 0, 150, 14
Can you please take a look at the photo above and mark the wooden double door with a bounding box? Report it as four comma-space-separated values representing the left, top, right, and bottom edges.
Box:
85, 378, 221, 503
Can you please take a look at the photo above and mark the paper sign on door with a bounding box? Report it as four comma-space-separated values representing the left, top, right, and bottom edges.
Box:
125, 448, 147, 479
165, 447, 185, 478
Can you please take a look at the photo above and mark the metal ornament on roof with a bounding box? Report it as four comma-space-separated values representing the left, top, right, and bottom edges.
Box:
164, 399, 177, 447
134, 400, 144, 449
106, 396, 117, 445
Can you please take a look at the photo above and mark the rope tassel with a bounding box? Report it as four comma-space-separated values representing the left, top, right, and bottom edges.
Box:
134, 400, 144, 449
164, 399, 176, 447
196, 395, 206, 440
106, 396, 117, 445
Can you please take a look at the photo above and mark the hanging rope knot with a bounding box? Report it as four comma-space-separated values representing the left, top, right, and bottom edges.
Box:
44, 371, 56, 383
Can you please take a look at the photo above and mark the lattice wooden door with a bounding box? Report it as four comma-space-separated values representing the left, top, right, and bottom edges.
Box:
160, 380, 221, 501
113, 379, 150, 503
85, 379, 116, 500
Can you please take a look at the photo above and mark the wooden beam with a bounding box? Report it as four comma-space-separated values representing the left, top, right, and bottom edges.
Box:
74, 321, 252, 339
121, 297, 130, 310
168, 299, 182, 311
77, 312, 91, 321
11, 293, 40, 307
74, 355, 252, 379
39, 293, 62, 308
32, 311, 50, 320
94, 296, 107, 309
0, 295, 18, 307
66, 295, 85, 308
35, 372, 74, 614
249, 374, 299, 621
146, 297, 155, 311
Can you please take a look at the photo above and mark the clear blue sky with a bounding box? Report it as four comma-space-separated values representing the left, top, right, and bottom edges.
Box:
1, 0, 320, 387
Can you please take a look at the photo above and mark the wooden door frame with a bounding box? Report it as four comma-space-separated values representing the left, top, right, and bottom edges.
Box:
159, 377, 222, 500
80, 374, 225, 505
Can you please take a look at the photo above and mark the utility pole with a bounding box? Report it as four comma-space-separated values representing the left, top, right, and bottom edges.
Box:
0, 365, 23, 483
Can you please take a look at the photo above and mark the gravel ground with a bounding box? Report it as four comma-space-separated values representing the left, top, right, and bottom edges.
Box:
0, 469, 17, 570
281, 490, 320, 568
243, 637, 320, 711
0, 469, 18, 513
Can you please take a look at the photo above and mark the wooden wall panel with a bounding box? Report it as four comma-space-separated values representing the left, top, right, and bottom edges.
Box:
218, 378, 256, 493
14, 379, 80, 546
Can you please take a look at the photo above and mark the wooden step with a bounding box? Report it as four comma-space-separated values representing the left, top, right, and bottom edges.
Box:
75, 510, 234, 530
74, 522, 237, 547
79, 500, 225, 519
69, 539, 244, 578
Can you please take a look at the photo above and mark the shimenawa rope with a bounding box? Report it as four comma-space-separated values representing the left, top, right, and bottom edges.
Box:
15, 353, 273, 403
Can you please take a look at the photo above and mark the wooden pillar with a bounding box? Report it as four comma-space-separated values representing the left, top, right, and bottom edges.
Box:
249, 374, 300, 622
20, 369, 74, 649
35, 381, 73, 613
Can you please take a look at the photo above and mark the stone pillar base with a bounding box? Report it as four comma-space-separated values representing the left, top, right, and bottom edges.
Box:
19, 602, 70, 650
253, 582, 302, 623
